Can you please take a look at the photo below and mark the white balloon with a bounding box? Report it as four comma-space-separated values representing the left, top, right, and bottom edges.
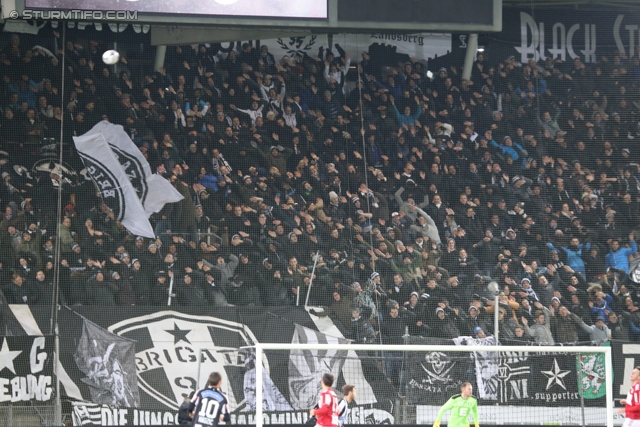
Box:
102, 50, 120, 65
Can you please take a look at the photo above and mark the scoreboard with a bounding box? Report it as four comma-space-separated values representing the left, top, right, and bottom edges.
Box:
24, 0, 328, 19
14, 0, 501, 33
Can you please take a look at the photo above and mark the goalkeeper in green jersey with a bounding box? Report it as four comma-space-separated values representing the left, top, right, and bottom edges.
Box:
433, 382, 478, 427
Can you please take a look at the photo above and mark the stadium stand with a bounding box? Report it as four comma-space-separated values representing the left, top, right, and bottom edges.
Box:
1, 30, 640, 349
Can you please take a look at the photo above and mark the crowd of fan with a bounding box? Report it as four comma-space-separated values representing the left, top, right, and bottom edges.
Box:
2, 31, 640, 347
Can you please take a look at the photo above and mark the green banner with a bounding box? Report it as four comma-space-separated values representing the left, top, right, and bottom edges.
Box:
577, 344, 609, 400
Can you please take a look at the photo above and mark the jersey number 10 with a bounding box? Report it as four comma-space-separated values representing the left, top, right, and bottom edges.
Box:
199, 398, 221, 419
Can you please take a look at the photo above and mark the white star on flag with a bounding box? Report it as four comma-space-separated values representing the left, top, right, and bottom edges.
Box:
542, 358, 571, 390
0, 337, 22, 375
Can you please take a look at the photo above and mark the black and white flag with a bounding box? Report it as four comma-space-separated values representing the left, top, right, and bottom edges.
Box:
405, 336, 468, 405
287, 324, 349, 410
73, 319, 140, 408
454, 335, 499, 400
73, 122, 183, 238
242, 350, 293, 412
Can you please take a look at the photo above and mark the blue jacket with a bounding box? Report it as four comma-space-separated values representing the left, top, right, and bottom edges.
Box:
590, 294, 614, 320
515, 78, 547, 96
547, 242, 590, 273
605, 240, 638, 273
490, 139, 526, 161
391, 104, 422, 127
197, 173, 218, 192
9, 80, 38, 108
185, 99, 206, 114
375, 73, 405, 98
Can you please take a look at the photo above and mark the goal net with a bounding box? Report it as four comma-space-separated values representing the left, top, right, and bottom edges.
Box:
252, 342, 614, 427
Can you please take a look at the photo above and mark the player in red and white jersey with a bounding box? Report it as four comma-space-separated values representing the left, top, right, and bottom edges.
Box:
620, 366, 640, 426
310, 373, 338, 427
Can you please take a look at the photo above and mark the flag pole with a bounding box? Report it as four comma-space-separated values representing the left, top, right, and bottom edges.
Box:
167, 271, 174, 306
54, 323, 61, 426
304, 251, 320, 307
50, 24, 67, 335
52, 23, 67, 427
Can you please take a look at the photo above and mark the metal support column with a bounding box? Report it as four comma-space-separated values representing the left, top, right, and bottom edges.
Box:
461, 34, 478, 81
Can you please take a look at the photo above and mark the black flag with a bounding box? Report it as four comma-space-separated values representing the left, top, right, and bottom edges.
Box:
73, 319, 140, 407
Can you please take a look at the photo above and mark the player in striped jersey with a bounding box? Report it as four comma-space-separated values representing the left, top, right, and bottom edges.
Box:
337, 384, 356, 427
189, 372, 230, 427
620, 366, 640, 426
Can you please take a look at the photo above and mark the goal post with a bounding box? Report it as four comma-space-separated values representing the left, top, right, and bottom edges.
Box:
254, 343, 614, 427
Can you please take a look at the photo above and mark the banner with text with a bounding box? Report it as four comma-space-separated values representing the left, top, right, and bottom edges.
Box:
404, 336, 607, 407
71, 401, 395, 426
2, 306, 629, 413
0, 335, 54, 404
1, 305, 394, 423
489, 8, 640, 64
261, 33, 451, 65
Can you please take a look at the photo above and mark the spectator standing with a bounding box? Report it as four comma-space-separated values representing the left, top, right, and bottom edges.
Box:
522, 302, 554, 345
577, 315, 611, 345
605, 234, 637, 274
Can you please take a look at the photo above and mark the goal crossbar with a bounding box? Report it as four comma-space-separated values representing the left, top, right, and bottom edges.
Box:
254, 343, 614, 427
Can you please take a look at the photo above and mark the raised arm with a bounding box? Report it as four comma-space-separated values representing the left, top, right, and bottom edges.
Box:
394, 186, 406, 208
541, 305, 551, 325
228, 253, 239, 270
260, 85, 269, 101
391, 104, 402, 121
343, 55, 351, 77
415, 208, 441, 244
410, 104, 422, 121
576, 317, 594, 334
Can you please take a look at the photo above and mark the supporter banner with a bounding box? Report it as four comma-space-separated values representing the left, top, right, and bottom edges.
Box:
287, 324, 349, 409
72, 402, 178, 426
612, 340, 640, 401
1, 305, 621, 413
460, 337, 605, 407
0, 335, 54, 403
260, 33, 451, 64
73, 122, 183, 238
530, 354, 580, 405
1, 305, 394, 422
498, 8, 640, 64
404, 336, 468, 405
577, 350, 608, 400
71, 402, 394, 426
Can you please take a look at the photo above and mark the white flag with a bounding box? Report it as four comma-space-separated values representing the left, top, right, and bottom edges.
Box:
73, 131, 156, 238
80, 121, 183, 216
